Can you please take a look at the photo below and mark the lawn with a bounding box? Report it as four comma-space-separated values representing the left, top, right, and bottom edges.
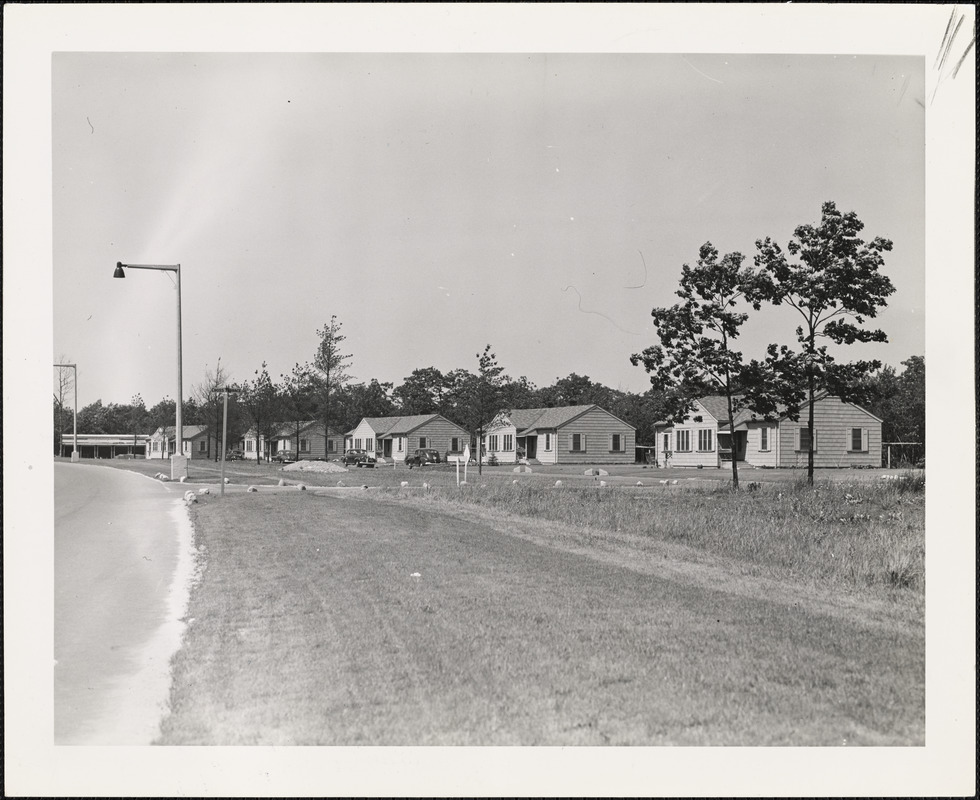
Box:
152, 469, 924, 745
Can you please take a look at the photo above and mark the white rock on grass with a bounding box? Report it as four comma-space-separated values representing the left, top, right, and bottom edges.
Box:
423, 482, 430, 490
159, 475, 170, 482
200, 487, 210, 494
599, 481, 608, 487
247, 486, 258, 493
223, 477, 231, 484
636, 481, 644, 486
183, 490, 197, 503
400, 481, 409, 487
179, 476, 187, 483
555, 480, 563, 487
278, 478, 286, 486
297, 484, 306, 491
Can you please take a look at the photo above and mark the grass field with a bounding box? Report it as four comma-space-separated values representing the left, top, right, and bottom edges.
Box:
103, 454, 924, 746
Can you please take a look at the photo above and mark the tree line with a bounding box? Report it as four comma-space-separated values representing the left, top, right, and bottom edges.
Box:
54, 202, 923, 479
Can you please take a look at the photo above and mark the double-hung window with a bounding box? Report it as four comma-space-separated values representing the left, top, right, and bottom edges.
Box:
419, 436, 427, 449
849, 428, 868, 452
610, 433, 623, 452
365, 438, 373, 453
676, 430, 692, 452
300, 438, 309, 453
697, 429, 713, 452
796, 428, 817, 452
571, 433, 587, 452
451, 437, 460, 452
488, 434, 499, 452
199, 440, 207, 453
544, 433, 552, 451
503, 434, 513, 451
759, 427, 770, 452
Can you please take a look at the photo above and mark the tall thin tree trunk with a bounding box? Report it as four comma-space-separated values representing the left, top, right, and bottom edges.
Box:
726, 392, 739, 490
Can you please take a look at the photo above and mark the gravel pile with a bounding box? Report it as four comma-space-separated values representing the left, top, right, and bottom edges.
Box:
283, 460, 349, 474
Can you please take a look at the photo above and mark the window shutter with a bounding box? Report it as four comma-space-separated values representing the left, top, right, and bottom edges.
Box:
582, 434, 587, 451
794, 427, 801, 451
812, 430, 817, 452
861, 428, 869, 452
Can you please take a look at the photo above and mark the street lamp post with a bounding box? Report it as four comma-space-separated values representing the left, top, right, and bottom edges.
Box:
53, 363, 78, 461
218, 386, 238, 496
113, 261, 186, 480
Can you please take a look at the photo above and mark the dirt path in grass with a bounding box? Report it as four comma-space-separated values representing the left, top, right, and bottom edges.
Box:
160, 490, 924, 746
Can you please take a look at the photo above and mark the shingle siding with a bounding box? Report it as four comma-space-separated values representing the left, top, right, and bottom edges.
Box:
778, 397, 882, 468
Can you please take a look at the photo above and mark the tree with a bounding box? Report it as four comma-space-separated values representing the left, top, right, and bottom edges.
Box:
754, 201, 895, 484
536, 373, 618, 409
239, 363, 280, 464
863, 356, 925, 462
312, 316, 353, 458
631, 242, 760, 489
392, 367, 446, 415
192, 358, 230, 460
455, 345, 506, 475
337, 379, 397, 432
53, 359, 75, 455
279, 363, 319, 457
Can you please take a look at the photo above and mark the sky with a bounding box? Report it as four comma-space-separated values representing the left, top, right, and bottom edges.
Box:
51, 49, 928, 408
5, 4, 976, 797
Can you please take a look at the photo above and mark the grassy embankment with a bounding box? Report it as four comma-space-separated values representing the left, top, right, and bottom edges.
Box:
386, 473, 925, 597
157, 474, 924, 745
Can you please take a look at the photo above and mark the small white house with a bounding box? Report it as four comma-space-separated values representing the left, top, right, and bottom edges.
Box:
346, 414, 468, 462
146, 425, 215, 460
484, 405, 636, 465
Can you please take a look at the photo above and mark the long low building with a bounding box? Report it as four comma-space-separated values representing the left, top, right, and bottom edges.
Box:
57, 433, 149, 459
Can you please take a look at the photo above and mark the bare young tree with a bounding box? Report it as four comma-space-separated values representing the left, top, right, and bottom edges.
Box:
192, 358, 230, 460
53, 357, 75, 455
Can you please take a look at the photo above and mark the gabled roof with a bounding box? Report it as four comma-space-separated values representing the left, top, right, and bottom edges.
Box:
494, 404, 636, 435
349, 414, 465, 438
153, 425, 210, 440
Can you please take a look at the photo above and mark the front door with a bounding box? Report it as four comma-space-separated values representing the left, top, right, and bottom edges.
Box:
383, 439, 393, 458
525, 436, 537, 459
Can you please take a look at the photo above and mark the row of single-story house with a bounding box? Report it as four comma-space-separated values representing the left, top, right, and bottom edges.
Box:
653, 393, 883, 469
129, 392, 883, 469
239, 405, 640, 466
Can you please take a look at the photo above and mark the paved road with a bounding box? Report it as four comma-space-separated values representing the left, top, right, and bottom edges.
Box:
54, 463, 192, 744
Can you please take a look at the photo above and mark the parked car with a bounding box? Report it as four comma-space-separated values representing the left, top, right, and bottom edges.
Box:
225, 449, 244, 461
405, 448, 441, 468
342, 448, 376, 468
273, 450, 298, 463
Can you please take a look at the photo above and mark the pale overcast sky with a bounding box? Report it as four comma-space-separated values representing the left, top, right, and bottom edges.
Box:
52, 49, 926, 407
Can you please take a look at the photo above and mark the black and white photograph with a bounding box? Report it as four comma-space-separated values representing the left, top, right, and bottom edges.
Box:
4, 3, 975, 797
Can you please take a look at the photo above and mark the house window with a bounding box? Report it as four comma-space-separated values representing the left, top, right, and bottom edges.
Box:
676, 430, 692, 452
488, 435, 499, 452
451, 437, 460, 452
328, 439, 335, 453
397, 437, 403, 452
246, 440, 254, 452
698, 429, 713, 452
366, 438, 373, 452
759, 427, 770, 452
300, 438, 309, 453
850, 428, 868, 452
611, 433, 623, 452
544, 433, 552, 451
354, 438, 362, 450
571, 433, 586, 452
419, 436, 427, 449
797, 428, 817, 452
662, 433, 670, 453
199, 440, 207, 452
503, 434, 513, 451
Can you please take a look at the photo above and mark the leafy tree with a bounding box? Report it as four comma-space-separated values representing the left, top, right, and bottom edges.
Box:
499, 376, 539, 411
312, 316, 353, 458
239, 363, 281, 464
439, 368, 475, 421
863, 356, 925, 461
536, 373, 619, 409
630, 242, 761, 489
754, 201, 895, 484
392, 367, 447, 415
609, 389, 668, 447
337, 379, 397, 432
